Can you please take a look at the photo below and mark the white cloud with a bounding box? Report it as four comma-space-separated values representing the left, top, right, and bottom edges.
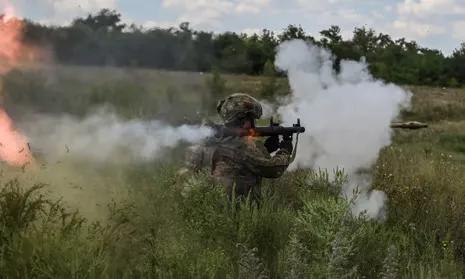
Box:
34, 0, 117, 24
162, 0, 234, 28
391, 19, 446, 39
295, 0, 334, 12
453, 20, 465, 40
398, 0, 465, 17
240, 27, 261, 35
339, 9, 365, 22
235, 0, 270, 14
162, 0, 233, 11
294, 1, 382, 32
386, 0, 464, 46
295, 0, 462, 45
161, 0, 272, 28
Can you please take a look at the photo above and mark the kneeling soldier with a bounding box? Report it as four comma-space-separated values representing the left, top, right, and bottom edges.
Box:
186, 93, 293, 200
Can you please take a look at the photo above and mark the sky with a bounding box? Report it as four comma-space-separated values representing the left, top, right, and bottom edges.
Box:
5, 0, 465, 56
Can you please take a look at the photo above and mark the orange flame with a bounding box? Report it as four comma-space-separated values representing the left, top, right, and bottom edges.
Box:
0, 103, 33, 166
0, 2, 35, 167
0, 17, 23, 74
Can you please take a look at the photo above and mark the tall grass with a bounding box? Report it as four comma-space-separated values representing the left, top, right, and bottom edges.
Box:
0, 164, 461, 278
0, 66, 465, 277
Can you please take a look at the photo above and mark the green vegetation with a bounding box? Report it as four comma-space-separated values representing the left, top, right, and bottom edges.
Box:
18, 9, 465, 87
1, 67, 465, 277
1, 163, 464, 278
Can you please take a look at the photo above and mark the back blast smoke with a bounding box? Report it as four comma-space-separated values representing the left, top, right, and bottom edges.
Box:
10, 109, 213, 219
275, 40, 411, 219
19, 108, 213, 164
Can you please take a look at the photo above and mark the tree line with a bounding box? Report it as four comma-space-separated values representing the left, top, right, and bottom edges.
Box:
21, 9, 465, 86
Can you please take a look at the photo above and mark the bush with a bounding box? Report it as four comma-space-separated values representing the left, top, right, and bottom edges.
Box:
0, 180, 49, 233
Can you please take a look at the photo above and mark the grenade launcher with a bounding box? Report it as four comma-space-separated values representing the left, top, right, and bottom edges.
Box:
213, 118, 305, 138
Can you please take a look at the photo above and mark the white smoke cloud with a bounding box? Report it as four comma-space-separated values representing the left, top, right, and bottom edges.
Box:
260, 99, 275, 119
19, 108, 212, 163
275, 39, 411, 219
26, 0, 118, 25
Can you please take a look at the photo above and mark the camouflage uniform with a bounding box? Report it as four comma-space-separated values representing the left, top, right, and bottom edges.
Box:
186, 93, 292, 199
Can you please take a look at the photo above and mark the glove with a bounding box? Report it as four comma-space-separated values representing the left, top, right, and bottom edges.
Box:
264, 135, 280, 153
279, 135, 293, 154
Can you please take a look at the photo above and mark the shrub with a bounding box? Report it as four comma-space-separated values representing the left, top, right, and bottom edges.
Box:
0, 180, 48, 233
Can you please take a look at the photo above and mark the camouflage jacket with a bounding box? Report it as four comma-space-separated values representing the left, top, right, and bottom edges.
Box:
186, 136, 292, 198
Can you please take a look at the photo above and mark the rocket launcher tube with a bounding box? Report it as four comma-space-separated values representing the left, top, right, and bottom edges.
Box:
213, 118, 306, 138
214, 125, 306, 138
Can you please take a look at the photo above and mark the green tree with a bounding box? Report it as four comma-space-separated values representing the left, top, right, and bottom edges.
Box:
449, 43, 465, 84
214, 32, 251, 73
352, 27, 378, 57
19, 9, 463, 86
72, 9, 125, 32
320, 25, 342, 48
279, 25, 315, 43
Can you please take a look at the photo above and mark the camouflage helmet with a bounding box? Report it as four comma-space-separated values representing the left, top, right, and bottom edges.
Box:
217, 93, 263, 123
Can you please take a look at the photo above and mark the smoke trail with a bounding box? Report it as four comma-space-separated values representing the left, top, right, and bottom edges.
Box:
275, 40, 411, 219
18, 108, 213, 163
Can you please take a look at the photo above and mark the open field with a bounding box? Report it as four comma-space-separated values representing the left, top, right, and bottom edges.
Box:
2, 65, 288, 122
0, 65, 465, 278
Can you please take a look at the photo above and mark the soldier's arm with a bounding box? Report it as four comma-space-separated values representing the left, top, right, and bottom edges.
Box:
242, 142, 291, 178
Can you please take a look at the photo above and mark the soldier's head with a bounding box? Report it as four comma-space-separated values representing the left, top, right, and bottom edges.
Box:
217, 93, 263, 128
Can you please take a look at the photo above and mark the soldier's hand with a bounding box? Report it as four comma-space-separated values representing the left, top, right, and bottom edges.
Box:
264, 135, 280, 153
279, 135, 293, 154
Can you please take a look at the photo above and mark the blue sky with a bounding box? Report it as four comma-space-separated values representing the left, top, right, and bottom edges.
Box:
7, 0, 465, 55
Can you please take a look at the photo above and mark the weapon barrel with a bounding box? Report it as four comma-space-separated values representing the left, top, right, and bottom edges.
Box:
214, 126, 305, 138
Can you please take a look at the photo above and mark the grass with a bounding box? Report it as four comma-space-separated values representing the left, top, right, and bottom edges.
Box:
0, 65, 464, 277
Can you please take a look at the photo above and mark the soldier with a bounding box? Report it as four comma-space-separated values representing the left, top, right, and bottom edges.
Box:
186, 93, 293, 201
